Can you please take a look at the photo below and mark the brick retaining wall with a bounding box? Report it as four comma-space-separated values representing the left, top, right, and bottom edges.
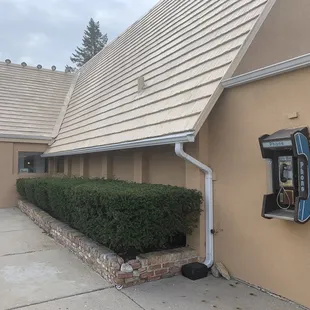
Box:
18, 199, 200, 287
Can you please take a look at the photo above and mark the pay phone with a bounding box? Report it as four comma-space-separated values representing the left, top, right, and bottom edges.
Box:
259, 127, 310, 223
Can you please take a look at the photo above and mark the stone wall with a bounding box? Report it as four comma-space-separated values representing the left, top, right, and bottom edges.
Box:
18, 200, 200, 287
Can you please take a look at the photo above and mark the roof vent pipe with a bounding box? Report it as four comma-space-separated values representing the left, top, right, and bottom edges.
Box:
37, 64, 42, 70
21, 62, 27, 68
175, 143, 214, 268
137, 76, 145, 92
5, 59, 11, 64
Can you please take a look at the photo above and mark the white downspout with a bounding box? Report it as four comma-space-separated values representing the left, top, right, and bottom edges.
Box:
175, 143, 214, 268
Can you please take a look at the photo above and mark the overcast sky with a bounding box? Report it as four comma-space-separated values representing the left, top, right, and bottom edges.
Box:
0, 0, 159, 70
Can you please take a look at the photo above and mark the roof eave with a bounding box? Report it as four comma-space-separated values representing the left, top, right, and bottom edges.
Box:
42, 131, 196, 158
0, 134, 51, 143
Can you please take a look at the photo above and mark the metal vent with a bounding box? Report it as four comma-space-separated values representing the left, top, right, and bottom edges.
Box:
137, 76, 145, 92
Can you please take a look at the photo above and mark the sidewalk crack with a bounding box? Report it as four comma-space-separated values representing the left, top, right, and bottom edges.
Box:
0, 250, 45, 258
120, 290, 146, 310
6, 286, 113, 310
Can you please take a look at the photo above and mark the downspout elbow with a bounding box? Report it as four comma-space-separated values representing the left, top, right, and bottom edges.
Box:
175, 143, 213, 176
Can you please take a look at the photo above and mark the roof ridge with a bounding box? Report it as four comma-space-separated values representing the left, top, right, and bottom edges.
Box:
0, 60, 75, 75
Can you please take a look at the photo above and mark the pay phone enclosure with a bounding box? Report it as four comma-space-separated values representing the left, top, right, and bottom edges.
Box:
259, 127, 310, 223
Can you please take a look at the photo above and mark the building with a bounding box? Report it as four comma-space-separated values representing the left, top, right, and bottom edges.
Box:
1, 0, 310, 307
0, 61, 74, 207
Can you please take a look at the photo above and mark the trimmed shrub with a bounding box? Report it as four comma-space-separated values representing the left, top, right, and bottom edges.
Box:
16, 178, 26, 198
16, 177, 202, 254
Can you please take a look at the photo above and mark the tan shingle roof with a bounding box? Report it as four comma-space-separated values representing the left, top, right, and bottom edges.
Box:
46, 0, 271, 155
0, 62, 74, 140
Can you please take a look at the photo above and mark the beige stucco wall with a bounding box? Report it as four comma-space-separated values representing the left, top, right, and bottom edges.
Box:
70, 155, 81, 177
80, 146, 185, 186
234, 0, 310, 75
112, 150, 134, 181
148, 145, 185, 187
209, 67, 310, 307
0, 142, 47, 208
88, 153, 103, 178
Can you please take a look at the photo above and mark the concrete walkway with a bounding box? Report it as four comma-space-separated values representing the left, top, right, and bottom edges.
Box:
0, 208, 302, 310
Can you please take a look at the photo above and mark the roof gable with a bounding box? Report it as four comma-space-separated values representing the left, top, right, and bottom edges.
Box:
46, 0, 272, 155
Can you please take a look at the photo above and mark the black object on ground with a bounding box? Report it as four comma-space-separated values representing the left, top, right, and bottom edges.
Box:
181, 262, 209, 280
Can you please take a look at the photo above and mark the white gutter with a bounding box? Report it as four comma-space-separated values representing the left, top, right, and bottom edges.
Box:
42, 131, 195, 158
175, 143, 214, 268
222, 53, 310, 88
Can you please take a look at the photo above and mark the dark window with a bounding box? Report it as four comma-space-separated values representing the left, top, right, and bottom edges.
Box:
18, 152, 48, 174
56, 157, 65, 173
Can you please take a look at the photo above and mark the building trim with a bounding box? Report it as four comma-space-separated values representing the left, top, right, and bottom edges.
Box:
42, 131, 196, 157
222, 53, 310, 88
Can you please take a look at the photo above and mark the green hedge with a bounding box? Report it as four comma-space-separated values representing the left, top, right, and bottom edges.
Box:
16, 177, 202, 253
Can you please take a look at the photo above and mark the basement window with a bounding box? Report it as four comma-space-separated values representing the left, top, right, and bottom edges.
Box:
18, 152, 48, 174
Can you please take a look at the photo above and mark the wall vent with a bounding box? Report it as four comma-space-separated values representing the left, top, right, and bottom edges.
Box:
137, 76, 145, 92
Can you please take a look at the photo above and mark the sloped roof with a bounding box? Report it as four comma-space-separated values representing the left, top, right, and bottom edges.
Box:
45, 0, 272, 155
0, 62, 74, 140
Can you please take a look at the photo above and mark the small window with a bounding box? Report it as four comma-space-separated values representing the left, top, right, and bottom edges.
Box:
18, 152, 48, 174
56, 157, 65, 174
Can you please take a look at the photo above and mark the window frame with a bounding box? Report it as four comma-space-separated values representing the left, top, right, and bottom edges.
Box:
17, 151, 48, 174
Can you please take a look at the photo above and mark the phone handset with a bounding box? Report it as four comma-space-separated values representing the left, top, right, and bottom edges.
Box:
280, 163, 288, 183
277, 159, 292, 210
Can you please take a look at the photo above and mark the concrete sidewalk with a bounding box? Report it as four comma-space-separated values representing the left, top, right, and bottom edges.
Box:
0, 208, 302, 310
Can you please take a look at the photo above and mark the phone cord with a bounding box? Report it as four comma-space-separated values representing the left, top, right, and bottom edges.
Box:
276, 187, 291, 210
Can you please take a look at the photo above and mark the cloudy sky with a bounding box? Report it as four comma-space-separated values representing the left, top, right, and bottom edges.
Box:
0, 0, 159, 70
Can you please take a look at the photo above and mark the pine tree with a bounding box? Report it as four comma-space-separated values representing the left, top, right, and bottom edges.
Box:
70, 18, 108, 67
64, 65, 76, 73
